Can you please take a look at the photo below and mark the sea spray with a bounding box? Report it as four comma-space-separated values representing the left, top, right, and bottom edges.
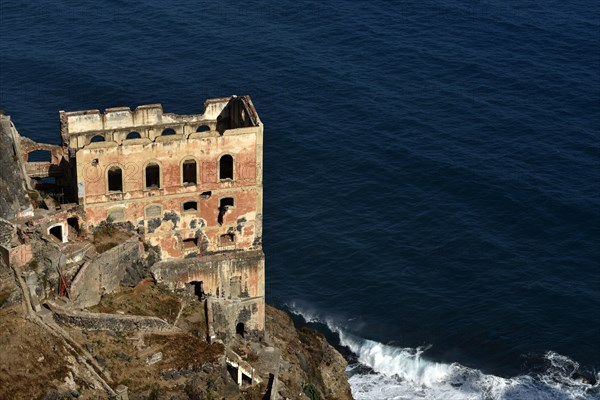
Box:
286, 302, 600, 400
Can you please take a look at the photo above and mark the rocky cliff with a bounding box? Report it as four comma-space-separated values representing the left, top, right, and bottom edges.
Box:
0, 115, 33, 220
0, 259, 353, 400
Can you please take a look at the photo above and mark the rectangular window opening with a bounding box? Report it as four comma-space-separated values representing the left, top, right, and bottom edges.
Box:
182, 160, 197, 184
108, 167, 123, 192
145, 164, 160, 189
183, 201, 198, 212
220, 233, 235, 245
183, 238, 198, 249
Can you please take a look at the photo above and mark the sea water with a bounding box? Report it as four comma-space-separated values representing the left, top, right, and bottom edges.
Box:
1, 1, 598, 398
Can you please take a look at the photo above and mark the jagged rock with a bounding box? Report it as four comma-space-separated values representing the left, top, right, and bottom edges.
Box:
94, 354, 105, 367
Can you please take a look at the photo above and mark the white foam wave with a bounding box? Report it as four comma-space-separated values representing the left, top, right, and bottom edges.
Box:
286, 302, 599, 400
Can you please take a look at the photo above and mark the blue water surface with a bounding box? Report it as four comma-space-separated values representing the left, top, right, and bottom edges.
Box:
1, 0, 599, 394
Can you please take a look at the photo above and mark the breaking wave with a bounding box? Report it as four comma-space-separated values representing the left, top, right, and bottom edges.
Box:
286, 303, 600, 400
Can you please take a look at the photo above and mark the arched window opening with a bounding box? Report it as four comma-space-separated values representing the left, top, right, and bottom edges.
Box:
145, 163, 160, 189
90, 135, 105, 143
161, 128, 176, 136
218, 197, 234, 225
219, 155, 233, 180
27, 150, 51, 162
182, 159, 197, 184
183, 201, 198, 212
107, 166, 123, 192
126, 131, 141, 139
236, 322, 245, 338
49, 225, 63, 242
196, 125, 210, 132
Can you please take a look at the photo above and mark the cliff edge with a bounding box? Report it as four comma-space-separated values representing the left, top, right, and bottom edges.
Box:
0, 115, 33, 220
0, 259, 352, 400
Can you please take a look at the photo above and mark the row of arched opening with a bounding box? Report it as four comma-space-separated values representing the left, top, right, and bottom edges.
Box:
89, 125, 211, 144
106, 155, 234, 192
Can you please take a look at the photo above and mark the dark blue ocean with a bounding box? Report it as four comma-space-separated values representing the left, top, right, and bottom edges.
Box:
1, 1, 599, 398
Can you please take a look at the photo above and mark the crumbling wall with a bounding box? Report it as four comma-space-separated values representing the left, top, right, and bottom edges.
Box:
151, 250, 265, 340
62, 96, 263, 260
210, 297, 264, 342
51, 307, 176, 333
70, 236, 143, 307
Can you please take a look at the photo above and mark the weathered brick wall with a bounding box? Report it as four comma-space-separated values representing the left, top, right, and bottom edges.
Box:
151, 250, 265, 339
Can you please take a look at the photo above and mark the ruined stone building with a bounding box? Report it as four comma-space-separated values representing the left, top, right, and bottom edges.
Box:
0, 96, 265, 340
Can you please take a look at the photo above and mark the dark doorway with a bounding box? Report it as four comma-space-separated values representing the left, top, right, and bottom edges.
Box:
236, 322, 245, 338
49, 225, 63, 242
161, 128, 176, 136
196, 125, 210, 132
191, 281, 205, 300
67, 217, 79, 233
90, 135, 105, 143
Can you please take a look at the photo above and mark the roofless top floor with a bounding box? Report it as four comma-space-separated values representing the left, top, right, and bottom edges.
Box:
59, 96, 261, 150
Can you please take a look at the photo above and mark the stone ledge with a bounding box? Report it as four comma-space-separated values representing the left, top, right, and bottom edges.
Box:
47, 302, 179, 333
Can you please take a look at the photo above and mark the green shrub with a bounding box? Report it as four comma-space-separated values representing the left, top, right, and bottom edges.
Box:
303, 383, 322, 400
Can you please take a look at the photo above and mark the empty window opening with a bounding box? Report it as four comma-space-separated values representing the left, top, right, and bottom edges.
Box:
218, 198, 234, 225
196, 125, 210, 132
236, 322, 245, 338
183, 237, 198, 249
182, 159, 197, 184
220, 232, 235, 245
219, 155, 233, 180
145, 163, 160, 189
90, 135, 105, 143
27, 150, 51, 162
67, 217, 79, 232
49, 225, 63, 242
220, 197, 234, 208
201, 191, 212, 199
183, 201, 198, 212
107, 166, 123, 192
161, 128, 176, 136
40, 176, 56, 185
126, 131, 141, 139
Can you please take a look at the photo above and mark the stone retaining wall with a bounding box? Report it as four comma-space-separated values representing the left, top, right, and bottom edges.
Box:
52, 308, 177, 333
70, 236, 143, 307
